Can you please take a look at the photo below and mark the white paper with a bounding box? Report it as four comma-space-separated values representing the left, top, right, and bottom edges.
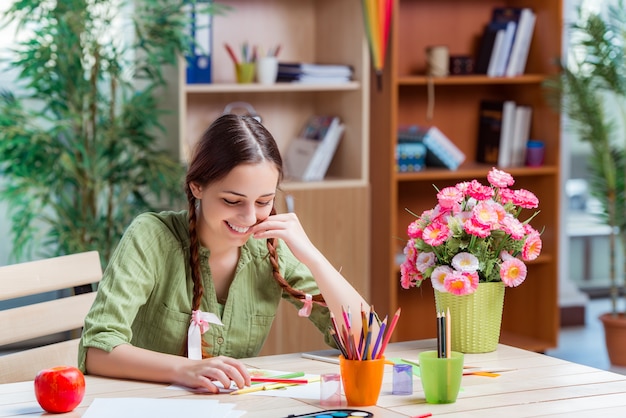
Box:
82, 398, 244, 418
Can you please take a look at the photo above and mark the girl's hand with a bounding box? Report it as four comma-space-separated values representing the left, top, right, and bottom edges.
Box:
176, 356, 250, 393
250, 213, 320, 263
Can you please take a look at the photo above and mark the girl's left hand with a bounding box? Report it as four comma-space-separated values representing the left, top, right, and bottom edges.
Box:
250, 213, 320, 263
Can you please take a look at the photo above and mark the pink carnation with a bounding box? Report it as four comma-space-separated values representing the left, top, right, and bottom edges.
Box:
467, 179, 495, 201
500, 214, 525, 239
407, 220, 422, 239
472, 201, 500, 228
463, 218, 491, 238
512, 189, 539, 209
522, 232, 542, 261
500, 257, 527, 287
443, 270, 478, 295
487, 168, 515, 188
422, 221, 451, 246
437, 186, 464, 208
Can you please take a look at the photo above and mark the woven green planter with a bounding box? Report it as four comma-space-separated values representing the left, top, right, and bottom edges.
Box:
434, 281, 505, 353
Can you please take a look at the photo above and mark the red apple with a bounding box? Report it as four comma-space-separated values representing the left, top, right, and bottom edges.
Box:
34, 366, 85, 413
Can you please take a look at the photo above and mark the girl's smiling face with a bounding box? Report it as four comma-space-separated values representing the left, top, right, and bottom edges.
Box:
190, 161, 279, 251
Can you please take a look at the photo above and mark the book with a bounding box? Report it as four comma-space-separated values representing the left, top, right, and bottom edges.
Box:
488, 21, 517, 77
277, 62, 353, 84
398, 125, 465, 170
277, 73, 351, 84
510, 105, 532, 166
474, 24, 500, 74
476, 100, 505, 165
496, 100, 517, 168
505, 8, 536, 76
285, 116, 344, 181
277, 62, 353, 78
486, 28, 505, 77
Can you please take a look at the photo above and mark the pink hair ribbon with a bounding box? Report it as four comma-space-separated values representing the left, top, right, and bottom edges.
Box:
188, 310, 223, 360
298, 294, 313, 317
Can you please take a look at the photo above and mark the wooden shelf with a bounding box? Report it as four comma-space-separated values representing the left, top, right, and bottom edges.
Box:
397, 74, 546, 86
369, 0, 562, 353
178, 0, 371, 356
185, 81, 360, 93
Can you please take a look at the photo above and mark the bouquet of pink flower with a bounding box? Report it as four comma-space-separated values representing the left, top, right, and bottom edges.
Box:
400, 167, 543, 296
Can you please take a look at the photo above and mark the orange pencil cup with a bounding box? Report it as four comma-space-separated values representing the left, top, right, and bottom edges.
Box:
339, 355, 385, 406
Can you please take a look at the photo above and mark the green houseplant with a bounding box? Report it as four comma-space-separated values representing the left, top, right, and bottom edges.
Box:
544, 0, 626, 366
0, 0, 221, 266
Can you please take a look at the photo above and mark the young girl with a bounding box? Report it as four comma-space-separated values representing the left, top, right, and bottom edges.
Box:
78, 114, 370, 393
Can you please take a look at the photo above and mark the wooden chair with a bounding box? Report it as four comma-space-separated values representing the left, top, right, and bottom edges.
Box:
0, 251, 102, 383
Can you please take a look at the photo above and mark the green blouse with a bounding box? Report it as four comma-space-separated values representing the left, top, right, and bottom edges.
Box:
78, 211, 333, 372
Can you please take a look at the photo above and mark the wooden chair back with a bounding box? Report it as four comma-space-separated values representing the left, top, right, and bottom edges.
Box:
0, 251, 102, 383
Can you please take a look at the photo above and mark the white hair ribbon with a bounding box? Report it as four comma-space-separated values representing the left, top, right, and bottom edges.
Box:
298, 294, 313, 317
188, 310, 223, 360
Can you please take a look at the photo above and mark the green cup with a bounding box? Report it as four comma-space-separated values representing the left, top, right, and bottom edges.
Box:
418, 350, 464, 404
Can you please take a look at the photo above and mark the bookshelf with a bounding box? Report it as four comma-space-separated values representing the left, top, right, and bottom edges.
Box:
369, 0, 562, 352
177, 0, 370, 355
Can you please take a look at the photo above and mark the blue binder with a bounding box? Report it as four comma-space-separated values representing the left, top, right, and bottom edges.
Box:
186, 1, 213, 84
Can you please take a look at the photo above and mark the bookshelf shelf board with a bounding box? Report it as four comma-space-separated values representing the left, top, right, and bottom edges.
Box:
394, 164, 559, 182
397, 74, 546, 86
185, 81, 360, 94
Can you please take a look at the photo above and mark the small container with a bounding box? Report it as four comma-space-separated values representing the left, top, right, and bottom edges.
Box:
525, 140, 545, 167
235, 62, 256, 83
320, 372, 341, 407
418, 350, 464, 404
392, 363, 413, 395
426, 45, 449, 77
256, 56, 279, 84
339, 356, 385, 406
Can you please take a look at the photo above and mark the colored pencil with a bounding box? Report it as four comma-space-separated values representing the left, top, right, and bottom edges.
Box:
376, 307, 401, 359
446, 308, 452, 358
370, 316, 387, 360
223, 43, 239, 65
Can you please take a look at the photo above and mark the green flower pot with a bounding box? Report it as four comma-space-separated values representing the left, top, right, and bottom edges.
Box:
434, 281, 505, 353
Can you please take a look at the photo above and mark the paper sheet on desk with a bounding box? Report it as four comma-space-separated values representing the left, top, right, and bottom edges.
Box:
247, 379, 321, 400
82, 398, 245, 418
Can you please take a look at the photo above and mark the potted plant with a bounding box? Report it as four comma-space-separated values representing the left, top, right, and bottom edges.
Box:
544, 1, 626, 366
0, 0, 221, 268
399, 167, 543, 353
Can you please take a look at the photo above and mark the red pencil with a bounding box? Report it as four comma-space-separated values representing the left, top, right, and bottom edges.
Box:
376, 307, 401, 359
224, 42, 239, 65
251, 377, 308, 384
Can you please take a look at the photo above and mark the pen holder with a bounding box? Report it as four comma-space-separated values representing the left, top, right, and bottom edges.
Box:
256, 56, 279, 84
236, 62, 256, 83
339, 355, 385, 406
418, 350, 464, 404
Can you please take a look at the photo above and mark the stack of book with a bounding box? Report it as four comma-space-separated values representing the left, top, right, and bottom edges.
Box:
475, 99, 533, 168
285, 115, 345, 181
397, 125, 465, 171
277, 62, 353, 84
474, 7, 536, 77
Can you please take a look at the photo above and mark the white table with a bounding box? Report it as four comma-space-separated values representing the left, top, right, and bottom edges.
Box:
2, 340, 626, 417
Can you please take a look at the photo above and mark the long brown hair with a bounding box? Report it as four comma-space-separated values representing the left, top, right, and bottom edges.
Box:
184, 115, 325, 354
